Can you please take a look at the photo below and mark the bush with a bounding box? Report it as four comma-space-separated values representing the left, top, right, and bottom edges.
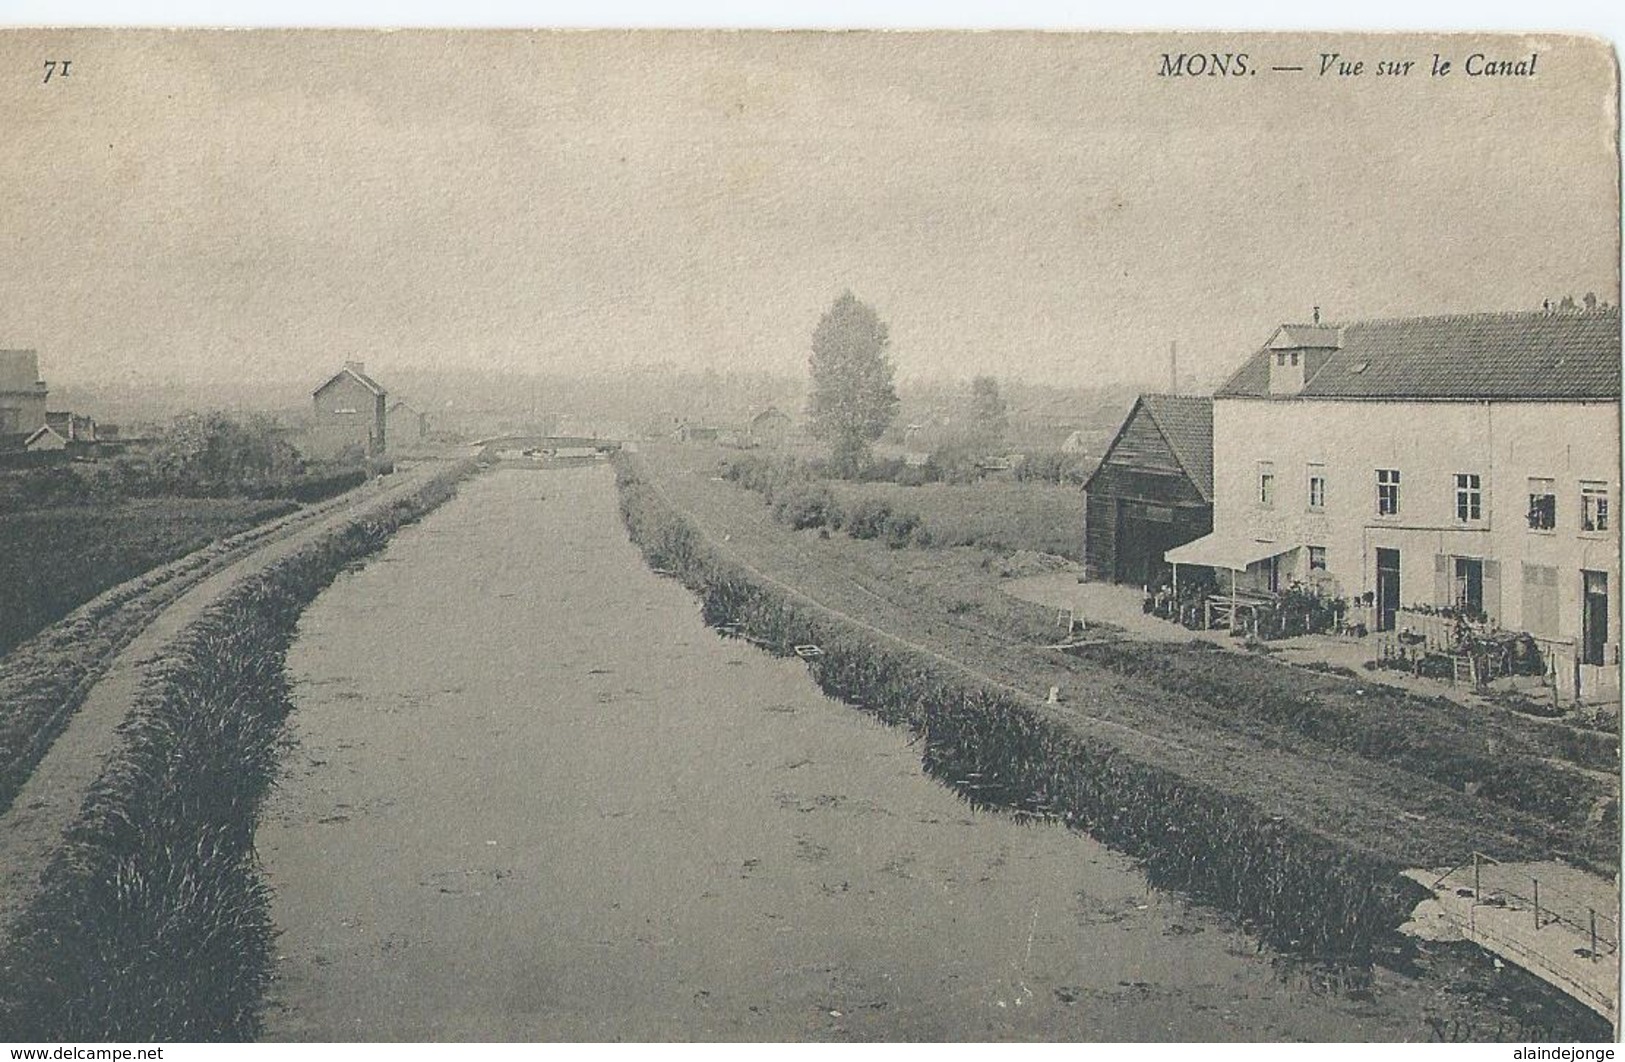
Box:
843, 497, 895, 540
282, 469, 367, 504
923, 442, 983, 485
855, 457, 931, 486
883, 508, 923, 549
770, 482, 837, 530
1016, 451, 1089, 486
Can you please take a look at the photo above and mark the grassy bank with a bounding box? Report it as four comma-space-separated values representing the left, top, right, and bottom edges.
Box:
615, 454, 1422, 957
0, 460, 477, 1040
0, 499, 300, 659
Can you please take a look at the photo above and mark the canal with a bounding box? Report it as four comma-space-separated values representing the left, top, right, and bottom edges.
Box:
258, 466, 1440, 1040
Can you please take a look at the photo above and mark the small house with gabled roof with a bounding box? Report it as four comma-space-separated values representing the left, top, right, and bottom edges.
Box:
387, 399, 430, 452
310, 360, 388, 458
1082, 394, 1214, 585
749, 406, 792, 448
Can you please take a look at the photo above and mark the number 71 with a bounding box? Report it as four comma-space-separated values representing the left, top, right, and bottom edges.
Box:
43, 59, 71, 83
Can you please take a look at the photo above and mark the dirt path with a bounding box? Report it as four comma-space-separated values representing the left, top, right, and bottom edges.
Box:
0, 464, 450, 938
257, 466, 1464, 1041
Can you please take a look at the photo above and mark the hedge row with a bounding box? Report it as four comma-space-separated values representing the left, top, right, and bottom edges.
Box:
720, 454, 929, 548
616, 455, 1425, 958
0, 460, 478, 1040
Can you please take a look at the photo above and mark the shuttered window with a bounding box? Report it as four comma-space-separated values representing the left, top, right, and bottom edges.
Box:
1521, 563, 1560, 638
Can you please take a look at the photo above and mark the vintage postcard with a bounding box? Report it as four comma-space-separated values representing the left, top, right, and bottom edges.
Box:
0, 28, 1618, 1045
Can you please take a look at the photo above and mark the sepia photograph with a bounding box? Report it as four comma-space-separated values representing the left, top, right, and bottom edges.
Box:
0, 24, 1619, 1045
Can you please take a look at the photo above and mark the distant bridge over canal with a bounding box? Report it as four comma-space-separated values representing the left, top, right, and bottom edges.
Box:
472, 434, 624, 457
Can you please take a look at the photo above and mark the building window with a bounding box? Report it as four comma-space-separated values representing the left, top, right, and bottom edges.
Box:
1527, 477, 1556, 530
1582, 482, 1610, 532
1308, 545, 1327, 571
1258, 461, 1275, 507
1454, 473, 1483, 523
1275, 352, 1286, 366
1289, 351, 1300, 366
1376, 469, 1400, 516
1307, 465, 1326, 511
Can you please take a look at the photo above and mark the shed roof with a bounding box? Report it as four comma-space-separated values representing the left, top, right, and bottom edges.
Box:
1218, 309, 1621, 400
1138, 394, 1214, 501
1084, 393, 1214, 503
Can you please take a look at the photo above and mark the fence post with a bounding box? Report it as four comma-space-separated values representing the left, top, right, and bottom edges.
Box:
1473, 852, 1480, 902
1533, 878, 1540, 930
1591, 909, 1598, 960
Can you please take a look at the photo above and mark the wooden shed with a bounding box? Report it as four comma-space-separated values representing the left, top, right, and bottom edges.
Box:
1082, 394, 1213, 586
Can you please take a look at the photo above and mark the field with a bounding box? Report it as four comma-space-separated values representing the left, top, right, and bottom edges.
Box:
826, 479, 1083, 559
639, 443, 1620, 876
0, 499, 297, 659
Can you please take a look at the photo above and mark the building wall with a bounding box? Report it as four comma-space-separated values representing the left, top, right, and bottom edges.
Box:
387, 407, 428, 451
1211, 397, 1620, 650
0, 350, 47, 436
311, 375, 386, 457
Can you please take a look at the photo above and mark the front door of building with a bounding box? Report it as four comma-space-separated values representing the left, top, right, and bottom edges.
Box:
1582, 570, 1609, 666
1114, 499, 1176, 588
1375, 548, 1400, 632
1454, 557, 1485, 618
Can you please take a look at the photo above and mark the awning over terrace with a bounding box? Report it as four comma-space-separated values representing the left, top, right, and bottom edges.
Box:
1164, 533, 1297, 572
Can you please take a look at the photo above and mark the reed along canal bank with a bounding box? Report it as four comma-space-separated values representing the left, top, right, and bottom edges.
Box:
256, 464, 1590, 1041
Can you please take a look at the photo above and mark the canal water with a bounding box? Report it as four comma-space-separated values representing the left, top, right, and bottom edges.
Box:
258, 466, 1439, 1041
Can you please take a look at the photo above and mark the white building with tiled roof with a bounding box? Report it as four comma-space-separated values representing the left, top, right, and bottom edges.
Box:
1170, 307, 1620, 691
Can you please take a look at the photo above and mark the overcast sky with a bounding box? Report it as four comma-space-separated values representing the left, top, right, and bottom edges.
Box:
0, 30, 1617, 393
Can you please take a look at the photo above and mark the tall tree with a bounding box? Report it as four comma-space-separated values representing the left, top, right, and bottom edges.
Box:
968, 375, 1008, 452
807, 291, 899, 476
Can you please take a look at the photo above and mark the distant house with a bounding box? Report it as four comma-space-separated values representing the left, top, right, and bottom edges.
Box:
310, 361, 388, 458
1082, 394, 1214, 586
44, 411, 97, 451
387, 399, 430, 451
23, 423, 67, 452
671, 422, 721, 443
749, 407, 792, 448
0, 349, 48, 443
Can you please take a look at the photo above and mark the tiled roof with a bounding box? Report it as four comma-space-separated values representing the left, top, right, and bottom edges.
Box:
1138, 393, 1214, 502
1217, 309, 1621, 400
313, 366, 387, 398
1273, 325, 1340, 349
